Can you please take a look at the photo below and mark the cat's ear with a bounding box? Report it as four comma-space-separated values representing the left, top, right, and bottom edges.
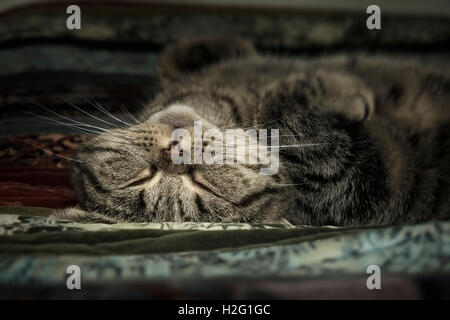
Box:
158, 36, 256, 84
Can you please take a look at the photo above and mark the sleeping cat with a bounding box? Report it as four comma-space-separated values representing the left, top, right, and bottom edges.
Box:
53, 36, 450, 226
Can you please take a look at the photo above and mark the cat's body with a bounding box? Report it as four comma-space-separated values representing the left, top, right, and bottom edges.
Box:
53, 37, 450, 226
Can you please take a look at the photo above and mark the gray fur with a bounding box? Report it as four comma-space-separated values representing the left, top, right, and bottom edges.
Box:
52, 37, 450, 226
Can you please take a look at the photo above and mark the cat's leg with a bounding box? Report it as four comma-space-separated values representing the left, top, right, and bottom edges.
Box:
350, 56, 450, 132
50, 206, 118, 224
257, 75, 402, 226
349, 57, 450, 221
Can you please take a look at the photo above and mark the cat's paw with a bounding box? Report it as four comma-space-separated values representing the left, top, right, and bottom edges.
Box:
50, 207, 118, 224
262, 71, 374, 123
313, 70, 375, 122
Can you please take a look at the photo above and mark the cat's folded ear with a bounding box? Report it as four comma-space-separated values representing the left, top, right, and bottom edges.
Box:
158, 36, 256, 84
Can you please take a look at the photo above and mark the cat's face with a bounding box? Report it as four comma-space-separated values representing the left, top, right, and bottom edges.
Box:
71, 102, 294, 223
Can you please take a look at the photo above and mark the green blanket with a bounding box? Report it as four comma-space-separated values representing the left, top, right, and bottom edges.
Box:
0, 206, 373, 255
1, 206, 449, 288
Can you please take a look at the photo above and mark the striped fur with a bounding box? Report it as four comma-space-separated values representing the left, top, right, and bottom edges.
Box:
54, 37, 450, 226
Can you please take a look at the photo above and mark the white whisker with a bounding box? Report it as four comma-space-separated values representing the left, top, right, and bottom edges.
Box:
21, 140, 84, 163
86, 99, 132, 126
64, 100, 117, 128
120, 105, 140, 124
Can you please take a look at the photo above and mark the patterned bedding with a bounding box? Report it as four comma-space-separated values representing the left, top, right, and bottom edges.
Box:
1, 207, 449, 298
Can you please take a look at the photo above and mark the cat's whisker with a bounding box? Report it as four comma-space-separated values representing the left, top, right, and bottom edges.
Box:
41, 149, 84, 163
31, 103, 117, 133
278, 134, 306, 138
270, 183, 308, 187
277, 143, 326, 148
63, 100, 117, 128
28, 111, 105, 135
85, 99, 118, 122
214, 122, 252, 131
28, 110, 127, 139
213, 143, 326, 149
37, 123, 140, 150
242, 119, 286, 131
86, 99, 132, 127
215, 119, 281, 131
21, 140, 84, 163
120, 105, 140, 124
249, 119, 284, 129
39, 113, 147, 145
214, 121, 239, 131
94, 101, 133, 126
30, 103, 147, 144
87, 136, 144, 149
70, 130, 136, 148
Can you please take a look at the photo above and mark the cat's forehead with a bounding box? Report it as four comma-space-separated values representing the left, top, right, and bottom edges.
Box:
147, 103, 215, 129
149, 104, 195, 122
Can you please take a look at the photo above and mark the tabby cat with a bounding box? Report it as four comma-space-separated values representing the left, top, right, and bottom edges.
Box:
53, 36, 450, 226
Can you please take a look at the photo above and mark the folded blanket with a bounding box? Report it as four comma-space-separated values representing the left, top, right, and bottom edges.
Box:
0, 207, 449, 290
0, 206, 372, 254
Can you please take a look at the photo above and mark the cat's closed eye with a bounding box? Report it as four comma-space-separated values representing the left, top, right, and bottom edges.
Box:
119, 167, 158, 189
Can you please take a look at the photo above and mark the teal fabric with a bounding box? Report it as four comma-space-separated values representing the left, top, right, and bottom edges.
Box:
0, 212, 449, 286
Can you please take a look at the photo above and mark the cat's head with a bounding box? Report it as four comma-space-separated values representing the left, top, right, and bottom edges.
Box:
70, 37, 295, 223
